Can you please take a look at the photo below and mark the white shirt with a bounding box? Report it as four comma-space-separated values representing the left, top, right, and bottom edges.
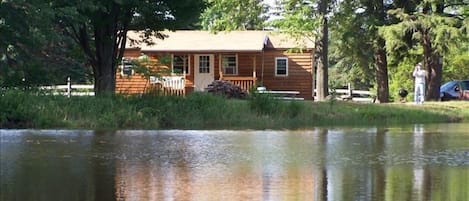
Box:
413, 69, 426, 84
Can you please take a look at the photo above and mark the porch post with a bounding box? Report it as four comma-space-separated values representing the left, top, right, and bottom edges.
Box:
252, 55, 256, 79
218, 53, 223, 80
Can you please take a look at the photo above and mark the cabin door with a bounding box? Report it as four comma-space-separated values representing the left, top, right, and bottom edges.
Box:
194, 54, 214, 91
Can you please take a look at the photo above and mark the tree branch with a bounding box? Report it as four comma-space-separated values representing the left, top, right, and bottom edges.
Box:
444, 2, 469, 9
116, 10, 133, 63
78, 25, 96, 66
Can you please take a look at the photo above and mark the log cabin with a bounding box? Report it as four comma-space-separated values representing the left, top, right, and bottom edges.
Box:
117, 30, 315, 100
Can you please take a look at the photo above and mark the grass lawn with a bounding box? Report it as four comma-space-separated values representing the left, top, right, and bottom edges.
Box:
1, 91, 468, 129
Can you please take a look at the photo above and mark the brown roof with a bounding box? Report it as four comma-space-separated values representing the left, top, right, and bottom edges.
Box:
126, 30, 314, 52
265, 33, 315, 50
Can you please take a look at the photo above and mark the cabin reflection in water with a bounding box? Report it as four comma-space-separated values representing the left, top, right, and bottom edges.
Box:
110, 126, 467, 201
0, 126, 468, 201
114, 159, 324, 200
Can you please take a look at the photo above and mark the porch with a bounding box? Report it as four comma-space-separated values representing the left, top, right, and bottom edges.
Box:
148, 76, 186, 96
216, 54, 258, 92
219, 76, 256, 92
154, 75, 256, 95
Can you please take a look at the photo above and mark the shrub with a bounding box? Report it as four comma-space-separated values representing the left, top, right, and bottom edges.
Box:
0, 91, 37, 128
206, 80, 247, 99
248, 91, 279, 115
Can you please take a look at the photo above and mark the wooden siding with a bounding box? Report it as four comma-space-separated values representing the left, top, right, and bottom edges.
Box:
124, 49, 142, 58
116, 51, 194, 94
116, 74, 150, 94
237, 53, 259, 77
216, 52, 259, 78
260, 50, 313, 100
117, 49, 314, 100
116, 50, 147, 94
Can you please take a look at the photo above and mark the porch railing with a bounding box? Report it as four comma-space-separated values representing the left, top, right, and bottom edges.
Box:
149, 76, 185, 96
221, 76, 256, 92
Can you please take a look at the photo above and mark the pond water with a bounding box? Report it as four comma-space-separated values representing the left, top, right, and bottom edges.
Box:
1, 123, 468, 201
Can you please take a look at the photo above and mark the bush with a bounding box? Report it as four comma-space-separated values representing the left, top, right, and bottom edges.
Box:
248, 91, 279, 115
0, 91, 37, 128
287, 101, 303, 118
206, 80, 247, 99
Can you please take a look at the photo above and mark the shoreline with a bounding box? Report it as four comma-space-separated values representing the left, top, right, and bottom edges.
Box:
1, 92, 468, 130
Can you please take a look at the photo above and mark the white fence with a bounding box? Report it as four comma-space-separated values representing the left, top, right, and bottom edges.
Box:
315, 83, 374, 103
332, 89, 373, 102
40, 77, 94, 97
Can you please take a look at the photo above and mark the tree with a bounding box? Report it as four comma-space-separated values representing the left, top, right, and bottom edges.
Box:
200, 0, 268, 31
51, 0, 204, 95
380, 0, 468, 101
271, 0, 331, 101
443, 48, 469, 81
316, 0, 330, 101
330, 0, 392, 102
0, 0, 89, 87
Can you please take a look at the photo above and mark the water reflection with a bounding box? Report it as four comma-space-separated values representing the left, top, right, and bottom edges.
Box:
1, 124, 468, 201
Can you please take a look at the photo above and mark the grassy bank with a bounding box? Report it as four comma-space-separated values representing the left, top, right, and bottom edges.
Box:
1, 91, 468, 129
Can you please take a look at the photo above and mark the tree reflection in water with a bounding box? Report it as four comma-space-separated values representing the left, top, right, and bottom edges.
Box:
1, 125, 468, 201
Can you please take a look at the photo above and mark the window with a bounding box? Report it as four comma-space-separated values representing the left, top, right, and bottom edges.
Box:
121, 58, 133, 76
461, 81, 469, 90
172, 54, 190, 75
199, 55, 210, 73
222, 55, 237, 75
275, 57, 288, 76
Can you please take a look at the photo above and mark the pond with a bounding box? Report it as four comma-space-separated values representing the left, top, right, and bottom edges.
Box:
1, 123, 468, 201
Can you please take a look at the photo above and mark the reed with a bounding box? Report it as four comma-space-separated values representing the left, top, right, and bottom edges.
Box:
1, 90, 467, 129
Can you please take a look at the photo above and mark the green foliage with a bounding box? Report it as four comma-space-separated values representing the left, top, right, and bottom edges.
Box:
201, 0, 268, 31
1, 91, 467, 129
287, 100, 303, 118
269, 0, 318, 44
443, 49, 469, 82
329, 0, 388, 91
0, 0, 90, 87
131, 57, 171, 80
249, 92, 279, 115
1, 0, 205, 93
388, 58, 419, 101
379, 1, 468, 100
0, 90, 38, 128
381, 8, 463, 56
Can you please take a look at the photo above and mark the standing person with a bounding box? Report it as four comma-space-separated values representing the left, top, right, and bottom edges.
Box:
413, 62, 427, 104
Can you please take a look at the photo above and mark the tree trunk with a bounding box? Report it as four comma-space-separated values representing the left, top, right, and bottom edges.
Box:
426, 54, 442, 101
92, 60, 116, 96
93, 26, 117, 96
419, 2, 443, 101
92, 6, 120, 96
315, 0, 329, 101
425, 2, 444, 101
421, 29, 442, 101
374, 38, 389, 103
373, 0, 389, 103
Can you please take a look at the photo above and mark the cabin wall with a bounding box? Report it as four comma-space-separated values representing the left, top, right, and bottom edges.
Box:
151, 52, 195, 90
117, 49, 314, 100
260, 50, 314, 100
124, 49, 142, 57
116, 50, 194, 94
116, 49, 147, 94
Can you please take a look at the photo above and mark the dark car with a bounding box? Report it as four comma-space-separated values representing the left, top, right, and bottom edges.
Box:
440, 80, 469, 101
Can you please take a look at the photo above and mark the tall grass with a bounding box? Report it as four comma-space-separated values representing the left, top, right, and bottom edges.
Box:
0, 90, 467, 129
